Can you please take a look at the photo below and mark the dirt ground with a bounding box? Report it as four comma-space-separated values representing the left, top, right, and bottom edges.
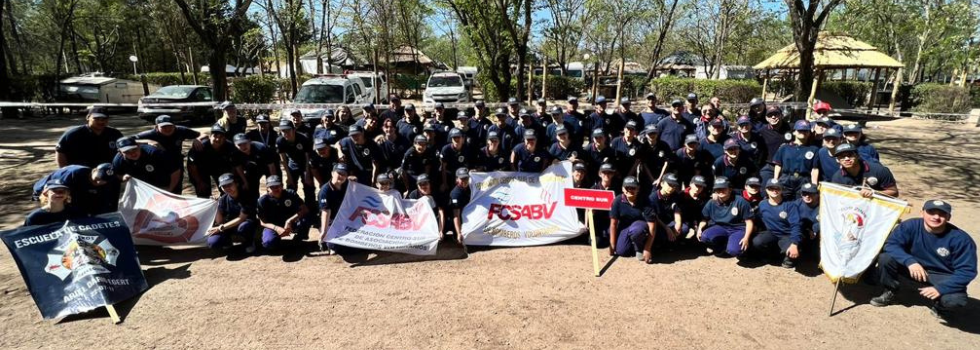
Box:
1, 113, 979, 350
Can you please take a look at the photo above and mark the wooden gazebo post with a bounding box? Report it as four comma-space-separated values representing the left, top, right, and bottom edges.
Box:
806, 68, 822, 120
761, 69, 770, 101
867, 68, 882, 112
889, 68, 903, 114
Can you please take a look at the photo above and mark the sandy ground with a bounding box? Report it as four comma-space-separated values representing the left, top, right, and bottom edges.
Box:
1, 113, 979, 350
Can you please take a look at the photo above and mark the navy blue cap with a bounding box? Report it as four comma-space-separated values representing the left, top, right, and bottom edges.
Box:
363, 103, 375, 110
794, 120, 812, 131
625, 120, 639, 130
414, 135, 428, 144
523, 129, 537, 140
475, 100, 486, 108
255, 114, 271, 123
671, 99, 683, 107
289, 109, 302, 116
457, 111, 469, 119
449, 128, 463, 138
713, 176, 731, 190
763, 178, 781, 188
434, 102, 445, 109
724, 138, 740, 150
736, 115, 752, 125
573, 162, 587, 171
519, 109, 532, 118
313, 138, 328, 149
923, 199, 952, 215
691, 175, 707, 187
211, 124, 227, 134
684, 134, 699, 145
687, 93, 698, 101
550, 106, 563, 115
278, 120, 294, 130
155, 115, 174, 126
710, 119, 724, 127
595, 96, 607, 104
507, 97, 519, 105
266, 175, 283, 187
816, 116, 834, 125
44, 178, 69, 191
349, 124, 364, 135
592, 129, 606, 138
823, 128, 841, 139
218, 173, 236, 187
417, 173, 431, 184
423, 124, 437, 132
89, 112, 108, 119
556, 126, 569, 135
116, 137, 138, 152
494, 107, 507, 116
333, 163, 349, 175
389, 95, 401, 103
377, 173, 392, 183
537, 98, 546, 106
663, 173, 680, 186
642, 124, 659, 135
404, 103, 416, 111
95, 163, 114, 180
645, 93, 657, 100
599, 163, 616, 173
834, 142, 858, 156
568, 96, 579, 103
233, 133, 250, 145
324, 109, 336, 118
456, 168, 471, 178
800, 182, 818, 194
843, 124, 863, 133
620, 97, 631, 105
217, 101, 235, 110
487, 131, 500, 140
623, 176, 640, 188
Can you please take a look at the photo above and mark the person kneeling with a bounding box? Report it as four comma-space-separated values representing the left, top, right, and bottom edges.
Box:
696, 176, 755, 257
207, 173, 258, 254
750, 179, 803, 268
871, 200, 977, 322
608, 177, 657, 262
257, 175, 312, 251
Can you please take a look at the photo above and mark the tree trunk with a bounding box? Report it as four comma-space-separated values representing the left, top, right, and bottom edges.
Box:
209, 49, 229, 101
189, 47, 199, 85
0, 0, 15, 118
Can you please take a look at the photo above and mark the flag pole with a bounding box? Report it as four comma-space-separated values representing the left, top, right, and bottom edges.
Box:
829, 279, 842, 316
105, 304, 122, 324
587, 209, 601, 277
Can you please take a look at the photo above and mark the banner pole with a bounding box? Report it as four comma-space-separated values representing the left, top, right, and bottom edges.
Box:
588, 209, 601, 277
829, 279, 842, 317
105, 304, 122, 324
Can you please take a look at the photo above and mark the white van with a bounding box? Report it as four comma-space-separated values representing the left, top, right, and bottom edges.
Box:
347, 71, 389, 103
57, 74, 159, 108
423, 72, 470, 108
294, 75, 368, 119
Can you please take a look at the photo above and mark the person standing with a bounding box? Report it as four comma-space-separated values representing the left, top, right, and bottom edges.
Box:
215, 101, 247, 137
656, 100, 694, 151
246, 114, 281, 176
187, 125, 247, 198
56, 111, 123, 168
338, 125, 382, 185
134, 115, 205, 193
511, 130, 553, 172
233, 133, 278, 200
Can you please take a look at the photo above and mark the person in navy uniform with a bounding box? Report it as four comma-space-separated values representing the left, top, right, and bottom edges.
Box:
679, 175, 710, 239
608, 176, 657, 262
233, 133, 278, 200
610, 120, 649, 179
456, 111, 482, 146
590, 96, 622, 139
842, 124, 881, 163
401, 134, 438, 194
616, 97, 641, 128
757, 106, 791, 183
476, 131, 510, 172
32, 163, 117, 215
696, 176, 756, 257
25, 179, 85, 226
380, 95, 403, 123
739, 177, 765, 211
640, 93, 670, 126
378, 118, 410, 177
643, 173, 686, 258
572, 162, 591, 188
730, 115, 767, 168
511, 129, 553, 172
515, 109, 548, 147
112, 136, 180, 191
308, 138, 339, 191
56, 111, 123, 168
546, 106, 576, 145
693, 105, 727, 142
313, 109, 347, 146
207, 173, 258, 254
656, 99, 694, 151
588, 163, 621, 248
489, 108, 519, 152
396, 103, 424, 142
533, 98, 551, 125
317, 163, 350, 254
134, 115, 205, 193
747, 98, 767, 129
407, 174, 445, 237
548, 126, 583, 164
275, 119, 315, 204
871, 200, 977, 322
699, 119, 730, 159
440, 128, 474, 192
215, 101, 247, 137
815, 128, 843, 182
286, 109, 313, 138
794, 182, 820, 257
448, 168, 471, 244
188, 125, 248, 198
750, 179, 803, 268
470, 100, 493, 137
257, 175, 312, 250
713, 138, 758, 191
421, 123, 446, 151
772, 119, 820, 199
505, 97, 521, 120
682, 93, 702, 124
338, 124, 382, 186
674, 134, 714, 188
583, 129, 614, 176
811, 115, 841, 147
830, 143, 898, 198
375, 172, 401, 197
246, 114, 281, 176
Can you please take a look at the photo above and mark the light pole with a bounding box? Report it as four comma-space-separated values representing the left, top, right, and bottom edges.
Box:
129, 55, 139, 75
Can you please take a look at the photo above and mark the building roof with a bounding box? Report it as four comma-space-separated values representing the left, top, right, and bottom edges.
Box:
754, 33, 903, 70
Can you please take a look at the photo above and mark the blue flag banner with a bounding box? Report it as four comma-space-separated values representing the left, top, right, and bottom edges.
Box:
1, 213, 148, 320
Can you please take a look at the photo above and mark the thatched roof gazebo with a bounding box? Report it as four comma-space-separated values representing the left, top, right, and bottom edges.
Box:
754, 33, 905, 116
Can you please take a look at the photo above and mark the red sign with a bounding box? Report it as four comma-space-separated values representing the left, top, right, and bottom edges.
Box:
563, 188, 615, 210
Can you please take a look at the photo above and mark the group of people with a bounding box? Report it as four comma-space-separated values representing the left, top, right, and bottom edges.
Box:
26, 92, 975, 321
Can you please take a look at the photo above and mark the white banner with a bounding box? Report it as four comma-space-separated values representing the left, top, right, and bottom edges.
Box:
118, 178, 218, 246
325, 182, 441, 255
819, 182, 909, 283
461, 161, 585, 246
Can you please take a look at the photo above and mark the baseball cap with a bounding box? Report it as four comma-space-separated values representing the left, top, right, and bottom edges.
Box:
573, 163, 587, 172
218, 173, 236, 187
417, 173, 431, 184
713, 176, 731, 190
671, 99, 684, 107
523, 129, 537, 140
764, 178, 782, 188
487, 131, 500, 141
89, 112, 108, 119
567, 96, 579, 103
44, 179, 69, 191
691, 175, 707, 187
800, 182, 818, 194
233, 133, 250, 145
289, 109, 302, 116
684, 134, 699, 145
794, 120, 812, 131
390, 96, 401, 103
423, 124, 437, 132
218, 101, 235, 110
843, 124, 863, 134
663, 173, 680, 187
537, 98, 546, 106
556, 126, 569, 135
404, 103, 416, 111
641, 124, 659, 135
313, 138, 328, 150
519, 109, 532, 118
736, 116, 751, 125
349, 124, 365, 135
625, 120, 639, 131
592, 129, 606, 138
363, 103, 375, 110
687, 93, 698, 101
814, 101, 831, 112
377, 173, 391, 184
746, 177, 762, 187
620, 97, 631, 105
723, 138, 740, 150
211, 124, 227, 135
645, 93, 657, 100
834, 143, 858, 156
278, 120, 294, 130
255, 114, 271, 123
333, 163, 349, 175
599, 163, 616, 173
550, 106, 563, 115
815, 116, 834, 126
507, 97, 519, 105
823, 128, 841, 139
116, 137, 139, 152
155, 115, 174, 126
414, 135, 428, 144
623, 176, 639, 188
922, 199, 952, 215
266, 175, 283, 187
595, 96, 607, 104
449, 128, 463, 138
457, 111, 470, 120
94, 163, 114, 180
475, 100, 486, 108
710, 119, 724, 127
434, 102, 445, 110
494, 107, 507, 116
456, 168, 471, 179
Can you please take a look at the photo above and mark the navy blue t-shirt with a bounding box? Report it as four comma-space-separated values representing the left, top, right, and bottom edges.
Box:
56, 125, 123, 168
609, 194, 654, 230
338, 137, 381, 174
396, 117, 424, 142
440, 143, 475, 173
773, 143, 820, 175
793, 199, 820, 235
701, 195, 754, 227
830, 159, 896, 191
258, 190, 304, 225
758, 199, 802, 244
187, 139, 243, 176
449, 185, 471, 215
512, 143, 553, 172
313, 124, 348, 145
112, 145, 177, 189
816, 147, 839, 182
402, 147, 439, 179
713, 155, 758, 190
477, 146, 510, 172
277, 133, 312, 171
378, 136, 411, 173
648, 189, 682, 224
135, 126, 200, 163
699, 135, 730, 160
656, 116, 693, 151
218, 192, 257, 220
548, 142, 583, 163
317, 181, 348, 220
240, 142, 276, 177
674, 148, 714, 185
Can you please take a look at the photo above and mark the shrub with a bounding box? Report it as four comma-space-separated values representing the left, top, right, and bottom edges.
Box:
230, 75, 279, 103
124, 72, 210, 87
821, 81, 872, 107
647, 77, 761, 104
909, 83, 972, 114
970, 86, 980, 108
9, 75, 60, 102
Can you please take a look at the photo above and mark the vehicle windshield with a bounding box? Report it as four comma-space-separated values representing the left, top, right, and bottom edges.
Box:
354, 76, 373, 88
151, 86, 197, 98
295, 84, 344, 103
428, 76, 463, 88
